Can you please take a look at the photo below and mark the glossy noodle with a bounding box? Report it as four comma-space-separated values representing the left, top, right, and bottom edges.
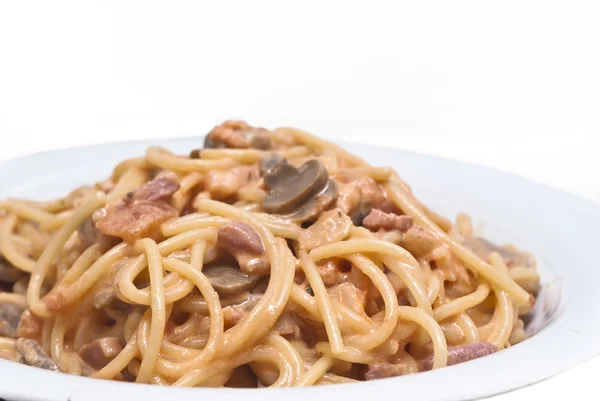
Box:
0, 121, 539, 387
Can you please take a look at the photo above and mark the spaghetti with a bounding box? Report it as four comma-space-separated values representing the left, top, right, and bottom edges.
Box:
0, 121, 539, 387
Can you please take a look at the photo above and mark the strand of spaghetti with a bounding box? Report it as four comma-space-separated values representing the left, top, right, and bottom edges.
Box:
195, 199, 294, 356
344, 254, 399, 351
294, 354, 333, 387
486, 253, 516, 349
117, 229, 215, 305
317, 373, 358, 385
199, 145, 311, 163
265, 333, 306, 380
252, 213, 303, 240
7, 201, 57, 226
1, 198, 68, 213
314, 342, 375, 364
386, 181, 530, 305
274, 127, 369, 167
0, 337, 16, 350
146, 146, 236, 172
27, 191, 106, 317
106, 166, 150, 202
308, 238, 432, 314
112, 157, 150, 181
397, 306, 448, 369
456, 313, 481, 343
350, 227, 427, 285
93, 335, 139, 380
136, 239, 167, 383
426, 269, 442, 304
290, 284, 372, 334
299, 251, 344, 355
0, 214, 35, 272
155, 258, 224, 378
486, 289, 514, 349
50, 316, 67, 370
44, 243, 129, 312
0, 292, 28, 307
174, 345, 294, 387
39, 210, 74, 231
58, 245, 106, 287
161, 215, 230, 237
432, 283, 490, 322
332, 167, 392, 182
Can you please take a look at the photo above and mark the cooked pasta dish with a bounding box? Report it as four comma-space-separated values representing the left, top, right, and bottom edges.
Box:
0, 121, 540, 387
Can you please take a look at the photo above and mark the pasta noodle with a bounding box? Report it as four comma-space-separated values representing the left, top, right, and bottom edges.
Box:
0, 120, 540, 387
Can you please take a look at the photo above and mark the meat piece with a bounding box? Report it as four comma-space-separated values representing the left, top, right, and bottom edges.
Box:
222, 294, 262, 326
420, 342, 498, 371
400, 224, 439, 258
328, 282, 367, 316
78, 337, 123, 370
15, 338, 62, 372
0, 302, 25, 338
204, 165, 259, 201
217, 222, 270, 275
0, 256, 22, 283
365, 362, 405, 380
205, 120, 271, 150
335, 176, 393, 225
462, 236, 534, 268
17, 309, 43, 342
362, 209, 413, 233
299, 208, 353, 250
96, 176, 180, 243
275, 314, 301, 338
78, 217, 119, 251
130, 174, 180, 202
317, 260, 345, 287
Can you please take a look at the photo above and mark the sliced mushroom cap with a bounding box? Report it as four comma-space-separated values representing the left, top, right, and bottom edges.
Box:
286, 179, 339, 222
0, 302, 25, 338
262, 159, 330, 215
0, 256, 23, 283
16, 338, 62, 372
259, 153, 287, 177
463, 236, 533, 268
203, 264, 260, 296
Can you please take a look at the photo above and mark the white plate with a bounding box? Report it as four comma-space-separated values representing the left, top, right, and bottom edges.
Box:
1, 136, 599, 401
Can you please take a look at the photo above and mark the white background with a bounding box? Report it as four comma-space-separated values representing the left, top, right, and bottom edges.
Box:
0, 1, 599, 399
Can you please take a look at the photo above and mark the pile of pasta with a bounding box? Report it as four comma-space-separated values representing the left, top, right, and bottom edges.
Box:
0, 121, 540, 387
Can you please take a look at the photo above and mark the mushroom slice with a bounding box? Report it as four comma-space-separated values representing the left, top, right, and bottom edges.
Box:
203, 264, 260, 297
259, 153, 286, 177
0, 302, 25, 338
78, 337, 123, 370
262, 159, 329, 215
462, 236, 533, 268
16, 338, 62, 372
287, 179, 339, 223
